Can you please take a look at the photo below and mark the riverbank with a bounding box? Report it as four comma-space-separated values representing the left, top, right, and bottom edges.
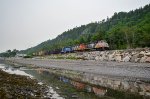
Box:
0, 69, 51, 98
4, 58, 150, 98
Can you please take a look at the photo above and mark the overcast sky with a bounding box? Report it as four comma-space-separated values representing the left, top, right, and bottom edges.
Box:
0, 0, 149, 52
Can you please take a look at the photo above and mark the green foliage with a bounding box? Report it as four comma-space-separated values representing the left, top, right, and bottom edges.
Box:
23, 55, 33, 58
0, 49, 19, 57
20, 4, 150, 54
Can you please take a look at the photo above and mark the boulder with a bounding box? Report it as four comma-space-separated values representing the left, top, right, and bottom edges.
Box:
139, 51, 145, 55
103, 55, 108, 61
146, 92, 150, 96
140, 56, 148, 63
145, 57, 150, 63
130, 55, 138, 62
121, 81, 130, 90
135, 58, 141, 63
145, 52, 150, 57
99, 56, 104, 61
95, 56, 100, 60
108, 54, 115, 61
115, 55, 122, 62
138, 51, 145, 58
123, 56, 130, 62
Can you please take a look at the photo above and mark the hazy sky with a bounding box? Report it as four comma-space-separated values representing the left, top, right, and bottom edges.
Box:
0, 0, 149, 52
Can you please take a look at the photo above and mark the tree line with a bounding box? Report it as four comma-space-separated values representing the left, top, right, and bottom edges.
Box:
15, 4, 150, 55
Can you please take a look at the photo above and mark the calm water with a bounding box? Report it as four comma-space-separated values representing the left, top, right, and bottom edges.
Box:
0, 63, 147, 99
0, 63, 102, 99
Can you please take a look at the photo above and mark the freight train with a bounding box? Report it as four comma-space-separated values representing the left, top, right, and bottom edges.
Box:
33, 40, 109, 56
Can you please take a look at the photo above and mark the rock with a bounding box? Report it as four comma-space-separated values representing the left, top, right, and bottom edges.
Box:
140, 56, 148, 63
130, 55, 138, 62
139, 51, 145, 55
121, 82, 130, 90
115, 55, 122, 62
108, 54, 115, 61
138, 51, 145, 58
145, 57, 150, 63
131, 51, 137, 55
123, 56, 130, 62
99, 56, 104, 61
95, 56, 100, 60
139, 92, 145, 95
103, 55, 108, 61
135, 58, 141, 63
130, 87, 138, 93
145, 52, 150, 57
92, 87, 106, 96
113, 81, 121, 89
146, 92, 150, 96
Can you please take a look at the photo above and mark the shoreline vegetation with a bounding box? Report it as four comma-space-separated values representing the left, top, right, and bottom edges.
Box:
0, 69, 50, 99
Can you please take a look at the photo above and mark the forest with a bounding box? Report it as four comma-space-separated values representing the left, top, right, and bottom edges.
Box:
1, 4, 150, 56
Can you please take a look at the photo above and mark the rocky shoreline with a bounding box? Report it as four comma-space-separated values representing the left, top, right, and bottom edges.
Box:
46, 48, 150, 63
0, 69, 51, 99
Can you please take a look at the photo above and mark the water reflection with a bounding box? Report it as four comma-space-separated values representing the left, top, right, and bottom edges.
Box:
0, 63, 64, 99
0, 63, 147, 99
25, 69, 101, 99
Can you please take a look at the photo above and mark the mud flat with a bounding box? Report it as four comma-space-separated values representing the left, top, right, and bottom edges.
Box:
0, 69, 52, 99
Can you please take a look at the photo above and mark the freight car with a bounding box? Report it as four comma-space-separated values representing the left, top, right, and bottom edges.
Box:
34, 40, 109, 56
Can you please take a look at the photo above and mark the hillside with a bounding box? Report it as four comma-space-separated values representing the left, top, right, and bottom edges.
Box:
21, 4, 150, 55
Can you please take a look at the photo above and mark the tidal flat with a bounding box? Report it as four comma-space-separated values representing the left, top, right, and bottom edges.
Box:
0, 69, 50, 99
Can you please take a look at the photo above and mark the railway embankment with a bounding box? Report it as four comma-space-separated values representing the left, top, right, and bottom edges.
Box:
46, 48, 150, 63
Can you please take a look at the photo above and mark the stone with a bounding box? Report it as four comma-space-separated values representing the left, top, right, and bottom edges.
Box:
139, 92, 145, 95
113, 81, 121, 89
108, 54, 115, 61
100, 57, 104, 61
145, 92, 150, 96
130, 87, 138, 93
130, 55, 138, 62
131, 51, 137, 55
115, 55, 122, 62
92, 87, 106, 96
121, 81, 130, 90
140, 56, 148, 63
107, 79, 113, 87
138, 51, 145, 58
103, 55, 108, 61
145, 52, 150, 57
145, 85, 150, 92
95, 56, 100, 60
139, 51, 145, 55
123, 56, 130, 62
145, 57, 150, 63
135, 58, 141, 63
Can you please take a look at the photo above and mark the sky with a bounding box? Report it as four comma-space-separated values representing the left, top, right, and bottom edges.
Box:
0, 0, 150, 53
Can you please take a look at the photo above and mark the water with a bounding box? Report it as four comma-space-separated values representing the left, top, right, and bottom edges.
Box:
0, 63, 147, 99
0, 63, 101, 99
0, 63, 63, 99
